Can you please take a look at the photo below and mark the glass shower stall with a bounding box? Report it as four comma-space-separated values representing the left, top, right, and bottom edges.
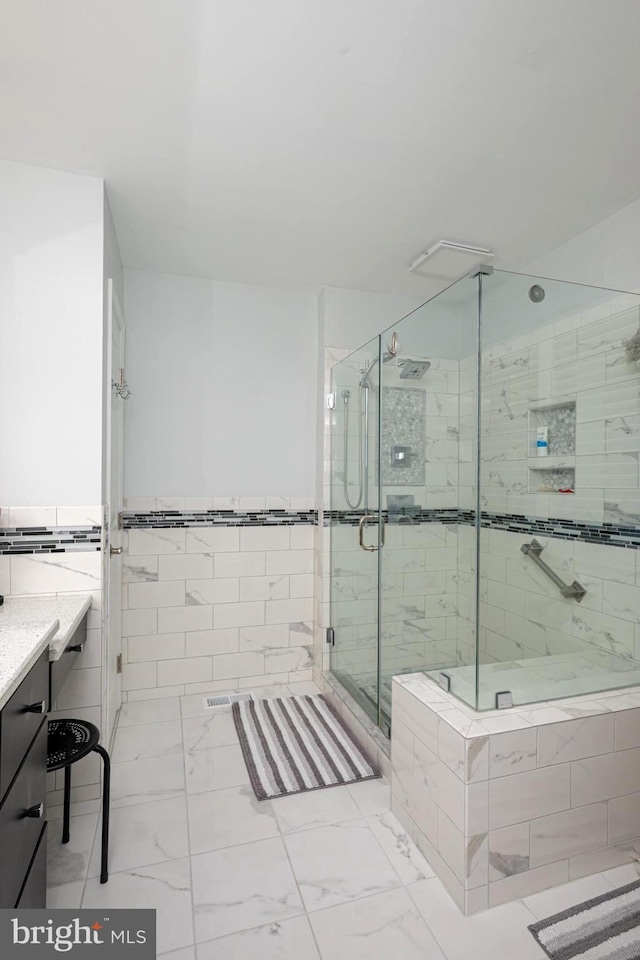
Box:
329, 268, 640, 732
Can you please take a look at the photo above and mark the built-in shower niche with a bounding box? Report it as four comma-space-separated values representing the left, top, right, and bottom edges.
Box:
527, 397, 576, 494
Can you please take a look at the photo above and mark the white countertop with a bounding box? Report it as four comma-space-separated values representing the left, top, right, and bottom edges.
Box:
0, 595, 92, 711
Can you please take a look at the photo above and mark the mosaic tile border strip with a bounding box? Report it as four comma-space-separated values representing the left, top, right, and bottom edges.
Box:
325, 508, 465, 526
479, 511, 640, 550
123, 508, 318, 529
0, 527, 102, 555
327, 508, 640, 549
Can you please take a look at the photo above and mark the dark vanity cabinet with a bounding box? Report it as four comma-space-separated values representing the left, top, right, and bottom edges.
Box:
0, 648, 49, 907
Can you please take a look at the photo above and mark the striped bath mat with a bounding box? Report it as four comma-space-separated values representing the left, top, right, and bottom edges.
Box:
232, 694, 381, 800
529, 879, 640, 958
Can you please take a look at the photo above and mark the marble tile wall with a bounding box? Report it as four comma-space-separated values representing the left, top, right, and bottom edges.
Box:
0, 504, 104, 807
476, 525, 640, 693
321, 347, 468, 714
480, 299, 640, 525
121, 498, 316, 703
391, 672, 640, 914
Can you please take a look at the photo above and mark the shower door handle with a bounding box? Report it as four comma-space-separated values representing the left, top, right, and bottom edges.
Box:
358, 515, 385, 552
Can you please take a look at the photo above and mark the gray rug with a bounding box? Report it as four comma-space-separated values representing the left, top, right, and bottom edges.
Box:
529, 879, 640, 959
232, 694, 381, 800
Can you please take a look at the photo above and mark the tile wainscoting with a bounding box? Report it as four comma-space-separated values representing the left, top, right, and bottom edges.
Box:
391, 672, 640, 914
120, 497, 318, 702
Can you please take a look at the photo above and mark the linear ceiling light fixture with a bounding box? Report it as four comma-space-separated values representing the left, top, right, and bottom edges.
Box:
408, 240, 494, 279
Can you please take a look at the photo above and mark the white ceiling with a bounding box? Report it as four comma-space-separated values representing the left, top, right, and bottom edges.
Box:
3, 0, 640, 295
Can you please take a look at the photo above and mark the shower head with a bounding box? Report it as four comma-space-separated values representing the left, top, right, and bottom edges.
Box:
398, 358, 431, 380
359, 346, 397, 387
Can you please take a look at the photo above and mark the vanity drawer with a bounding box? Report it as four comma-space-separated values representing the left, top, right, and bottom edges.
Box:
0, 648, 49, 800
50, 615, 87, 707
0, 720, 47, 908
16, 823, 47, 908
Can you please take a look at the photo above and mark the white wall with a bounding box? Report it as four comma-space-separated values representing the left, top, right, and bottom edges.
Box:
123, 269, 318, 497
525, 196, 640, 292
0, 159, 104, 506
322, 286, 426, 352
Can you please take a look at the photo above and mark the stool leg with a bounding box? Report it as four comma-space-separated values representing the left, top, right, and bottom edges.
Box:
62, 765, 71, 844
94, 745, 110, 884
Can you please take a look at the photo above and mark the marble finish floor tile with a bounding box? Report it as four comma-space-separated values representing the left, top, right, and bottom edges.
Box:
196, 916, 321, 960
119, 697, 182, 727
366, 812, 435, 885
112, 719, 184, 762
184, 744, 249, 794
288, 681, 323, 697
191, 837, 304, 942
88, 797, 189, 876
409, 877, 546, 960
284, 819, 402, 912
180, 694, 216, 720
187, 786, 278, 854
159, 949, 195, 960
309, 887, 446, 960
83, 858, 194, 955
602, 862, 640, 887
46, 880, 85, 909
47, 812, 99, 888
48, 691, 624, 960
111, 755, 186, 807
272, 784, 361, 834
182, 711, 239, 751
522, 873, 615, 920
347, 779, 392, 817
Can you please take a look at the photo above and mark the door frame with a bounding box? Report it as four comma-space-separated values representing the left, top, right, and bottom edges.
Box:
102, 278, 125, 748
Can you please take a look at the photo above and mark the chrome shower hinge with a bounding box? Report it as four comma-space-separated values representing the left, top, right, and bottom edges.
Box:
326, 392, 336, 409
495, 691, 513, 709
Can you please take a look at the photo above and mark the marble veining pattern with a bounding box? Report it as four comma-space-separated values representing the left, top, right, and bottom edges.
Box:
392, 671, 640, 914
48, 684, 640, 950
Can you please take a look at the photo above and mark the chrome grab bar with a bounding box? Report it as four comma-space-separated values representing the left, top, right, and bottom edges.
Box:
521, 539, 586, 602
358, 514, 385, 552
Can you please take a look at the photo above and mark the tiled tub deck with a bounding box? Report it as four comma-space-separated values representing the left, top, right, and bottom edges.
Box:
391, 673, 640, 914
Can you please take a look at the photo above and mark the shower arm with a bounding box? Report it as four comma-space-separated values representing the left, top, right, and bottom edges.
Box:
521, 539, 586, 602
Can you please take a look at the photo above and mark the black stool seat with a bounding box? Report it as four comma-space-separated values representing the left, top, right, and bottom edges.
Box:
47, 718, 111, 884
47, 719, 100, 771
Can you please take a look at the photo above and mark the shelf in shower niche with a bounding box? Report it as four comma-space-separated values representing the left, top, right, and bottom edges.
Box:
528, 396, 575, 412
528, 457, 575, 471
527, 456, 575, 495
527, 398, 576, 474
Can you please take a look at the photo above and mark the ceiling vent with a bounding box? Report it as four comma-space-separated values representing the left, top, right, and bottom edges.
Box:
408, 240, 494, 280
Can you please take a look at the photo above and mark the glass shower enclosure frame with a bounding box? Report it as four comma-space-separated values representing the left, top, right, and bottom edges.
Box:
329, 267, 640, 732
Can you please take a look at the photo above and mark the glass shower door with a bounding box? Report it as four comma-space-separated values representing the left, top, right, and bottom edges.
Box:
378, 274, 481, 719
329, 337, 382, 725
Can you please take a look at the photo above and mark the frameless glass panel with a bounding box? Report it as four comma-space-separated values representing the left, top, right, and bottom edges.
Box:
329, 336, 382, 724
477, 268, 640, 708
379, 274, 481, 716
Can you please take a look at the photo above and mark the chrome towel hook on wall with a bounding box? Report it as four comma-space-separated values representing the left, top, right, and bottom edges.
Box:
112, 368, 132, 400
